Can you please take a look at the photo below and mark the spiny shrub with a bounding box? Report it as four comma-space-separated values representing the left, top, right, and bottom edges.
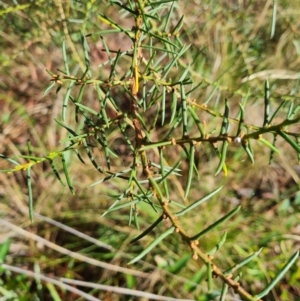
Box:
1, 1, 299, 300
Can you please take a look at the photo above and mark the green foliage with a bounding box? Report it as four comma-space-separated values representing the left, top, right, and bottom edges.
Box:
0, 239, 10, 263
0, 0, 300, 300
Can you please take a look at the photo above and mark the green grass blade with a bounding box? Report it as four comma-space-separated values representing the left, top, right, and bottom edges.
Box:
142, 51, 156, 75
206, 232, 227, 255
43, 82, 56, 97
242, 140, 254, 164
61, 153, 75, 195
74, 103, 98, 116
75, 84, 86, 122
184, 144, 195, 199
55, 84, 62, 94
169, 89, 177, 124
186, 81, 203, 96
82, 139, 103, 173
0, 154, 20, 166
204, 82, 219, 105
263, 79, 270, 127
19, 155, 43, 161
128, 203, 133, 226
89, 168, 131, 186
99, 129, 110, 170
147, 86, 159, 108
112, 1, 137, 16
26, 141, 34, 223
269, 100, 286, 125
236, 103, 245, 136
26, 166, 34, 223
159, 148, 169, 199
157, 160, 182, 184
176, 186, 223, 217
81, 31, 91, 77
277, 130, 300, 154
130, 215, 164, 243
188, 106, 204, 138
149, 0, 178, 4
240, 88, 250, 111
178, 64, 191, 82
118, 120, 135, 152
269, 134, 277, 164
161, 86, 166, 126
288, 101, 300, 119
96, 85, 110, 126
139, 140, 172, 151
148, 176, 164, 202
219, 283, 229, 301
163, 0, 175, 31
258, 137, 280, 154
133, 205, 139, 230
286, 99, 294, 119
80, 67, 90, 81
62, 39, 69, 76
46, 283, 62, 301
297, 137, 300, 162
101, 191, 127, 217
190, 206, 240, 240
98, 13, 132, 38
49, 159, 65, 186
215, 140, 228, 176
207, 261, 213, 292
183, 265, 206, 292
181, 144, 199, 179
54, 119, 78, 136
105, 199, 140, 214
171, 14, 184, 34
255, 250, 299, 299
0, 239, 11, 262
86, 29, 122, 37
270, 0, 277, 39
128, 227, 175, 264
143, 29, 179, 49
166, 253, 191, 274
224, 248, 263, 276
161, 45, 190, 80
62, 81, 75, 121
149, 103, 160, 131
108, 50, 121, 80
152, 52, 168, 68
220, 99, 230, 135
181, 84, 188, 137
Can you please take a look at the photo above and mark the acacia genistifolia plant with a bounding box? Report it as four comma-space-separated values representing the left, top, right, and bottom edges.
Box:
1, 1, 299, 300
